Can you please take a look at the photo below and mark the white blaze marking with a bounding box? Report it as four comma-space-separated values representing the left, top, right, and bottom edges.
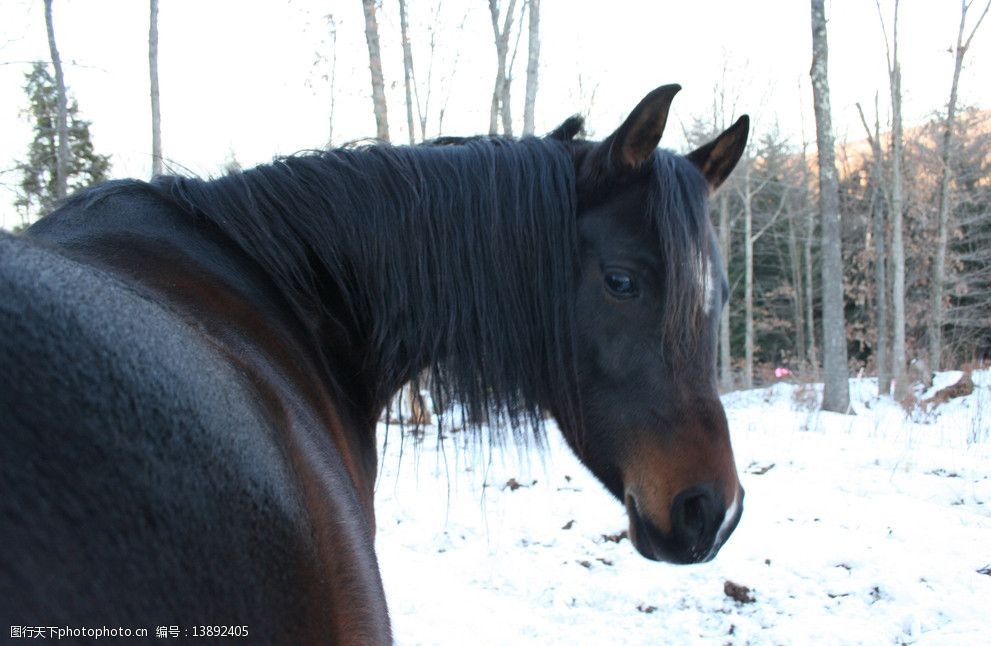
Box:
699, 253, 715, 315
714, 491, 739, 546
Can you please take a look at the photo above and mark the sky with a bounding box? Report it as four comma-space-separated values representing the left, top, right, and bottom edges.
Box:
1, 0, 989, 230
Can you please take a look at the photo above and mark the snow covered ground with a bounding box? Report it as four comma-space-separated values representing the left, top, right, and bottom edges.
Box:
374, 371, 991, 645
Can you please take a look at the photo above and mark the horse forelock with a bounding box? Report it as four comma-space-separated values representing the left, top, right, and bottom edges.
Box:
570, 141, 714, 366
645, 151, 714, 366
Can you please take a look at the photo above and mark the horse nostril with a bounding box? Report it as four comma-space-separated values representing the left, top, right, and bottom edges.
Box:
671, 486, 718, 545
683, 494, 706, 538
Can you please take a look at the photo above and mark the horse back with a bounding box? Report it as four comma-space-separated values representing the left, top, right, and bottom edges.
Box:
0, 230, 334, 642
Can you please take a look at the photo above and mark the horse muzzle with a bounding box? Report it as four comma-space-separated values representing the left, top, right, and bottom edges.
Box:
624, 484, 744, 564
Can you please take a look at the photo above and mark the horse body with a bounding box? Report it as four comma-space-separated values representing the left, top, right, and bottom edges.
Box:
1, 185, 388, 643
1, 86, 748, 643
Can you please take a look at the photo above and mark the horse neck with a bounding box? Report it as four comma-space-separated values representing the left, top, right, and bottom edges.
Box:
164, 139, 580, 433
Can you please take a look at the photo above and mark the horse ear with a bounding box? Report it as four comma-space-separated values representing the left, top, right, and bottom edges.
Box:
608, 84, 681, 170
549, 115, 584, 141
687, 115, 750, 192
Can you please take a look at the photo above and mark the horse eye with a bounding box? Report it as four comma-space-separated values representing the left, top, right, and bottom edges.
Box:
604, 270, 638, 298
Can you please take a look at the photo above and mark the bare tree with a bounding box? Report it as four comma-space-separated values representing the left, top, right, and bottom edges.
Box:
784, 85, 813, 373
942, 115, 991, 359
361, 0, 390, 142
857, 97, 891, 395
803, 178, 818, 372
696, 74, 739, 391
388, 0, 466, 141
487, 0, 518, 135
522, 0, 540, 136
149, 0, 162, 176
434, 7, 469, 137
786, 190, 807, 366
741, 155, 788, 390
796, 81, 818, 373
930, 0, 991, 371
742, 162, 755, 389
44, 0, 68, 200
717, 189, 733, 390
398, 0, 417, 145
876, 0, 907, 398
810, 0, 850, 412
414, 0, 443, 141
501, 5, 528, 135
326, 14, 339, 147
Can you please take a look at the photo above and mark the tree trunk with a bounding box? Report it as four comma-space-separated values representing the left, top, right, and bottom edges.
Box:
931, 0, 990, 372
488, 0, 517, 136
522, 0, 540, 136
489, 68, 503, 135
743, 163, 754, 390
879, 0, 908, 399
500, 5, 526, 136
500, 63, 514, 136
810, 0, 850, 412
794, 140, 812, 372
872, 177, 890, 394
804, 203, 818, 373
149, 0, 162, 177
398, 0, 417, 145
361, 0, 390, 142
416, 1, 443, 141
44, 0, 69, 200
718, 190, 733, 391
488, 0, 505, 135
799, 141, 818, 374
788, 206, 806, 364
857, 99, 890, 395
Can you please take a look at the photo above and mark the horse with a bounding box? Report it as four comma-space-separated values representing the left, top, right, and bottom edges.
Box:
0, 85, 748, 644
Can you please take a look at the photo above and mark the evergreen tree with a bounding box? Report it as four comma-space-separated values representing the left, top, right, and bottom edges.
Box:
15, 62, 110, 221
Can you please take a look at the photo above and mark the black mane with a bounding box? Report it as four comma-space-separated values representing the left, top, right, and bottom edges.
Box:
151, 134, 711, 439
154, 137, 581, 441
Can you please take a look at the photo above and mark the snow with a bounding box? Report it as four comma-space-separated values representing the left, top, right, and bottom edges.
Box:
375, 371, 991, 645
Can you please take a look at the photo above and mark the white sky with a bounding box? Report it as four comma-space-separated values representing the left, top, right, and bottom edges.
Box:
1, 0, 989, 230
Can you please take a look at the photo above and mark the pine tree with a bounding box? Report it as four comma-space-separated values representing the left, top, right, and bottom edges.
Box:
15, 62, 110, 222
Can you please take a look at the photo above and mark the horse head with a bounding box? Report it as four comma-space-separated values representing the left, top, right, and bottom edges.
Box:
553, 85, 749, 564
